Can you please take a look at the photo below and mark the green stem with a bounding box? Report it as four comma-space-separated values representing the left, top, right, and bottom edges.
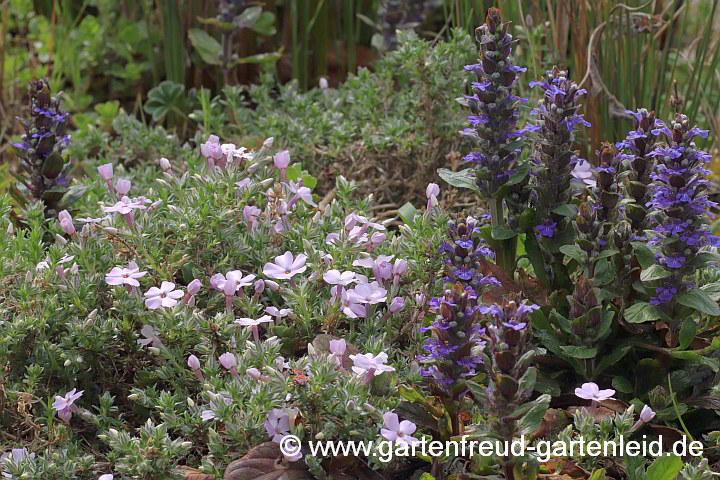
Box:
490, 197, 516, 275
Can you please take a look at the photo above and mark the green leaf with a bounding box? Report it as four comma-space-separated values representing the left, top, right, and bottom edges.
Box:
552, 204, 578, 217
505, 161, 530, 186
143, 81, 186, 122
437, 168, 478, 191
689, 251, 720, 268
588, 470, 608, 480
524, 233, 548, 287
232, 51, 283, 65
250, 11, 276, 36
678, 319, 697, 349
559, 244, 585, 263
624, 301, 671, 323
197, 16, 234, 29
640, 264, 671, 282
670, 350, 719, 372
517, 394, 550, 435
645, 455, 683, 480
233, 6, 263, 28
534, 371, 561, 396
676, 288, 720, 316
188, 29, 222, 65
517, 367, 537, 395
701, 281, 720, 301
594, 345, 633, 376
631, 242, 656, 269
559, 345, 598, 359
596, 248, 619, 260
491, 225, 516, 240
612, 376, 633, 394
398, 203, 418, 224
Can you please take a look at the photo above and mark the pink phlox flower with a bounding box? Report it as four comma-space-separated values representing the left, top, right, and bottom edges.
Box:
265, 306, 292, 318
346, 282, 387, 305
339, 291, 367, 318
263, 251, 308, 280
574, 382, 615, 402
323, 269, 356, 286
264, 408, 290, 443
144, 282, 184, 309
381, 412, 419, 445
102, 196, 147, 215
234, 315, 273, 327
349, 352, 395, 384
137, 325, 164, 348
244, 205, 262, 229
52, 388, 84, 422
200, 135, 223, 160
285, 180, 317, 208
105, 261, 147, 287
115, 179, 131, 196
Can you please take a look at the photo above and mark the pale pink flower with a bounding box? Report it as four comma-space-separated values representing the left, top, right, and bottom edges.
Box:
97, 163, 113, 180
323, 270, 356, 286
246, 367, 268, 382
329, 339, 346, 368
244, 205, 261, 230
572, 160, 596, 188
102, 196, 147, 216
97, 163, 114, 194
234, 315, 274, 342
426, 183, 439, 210
263, 252, 308, 280
137, 325, 163, 348
105, 261, 147, 287
264, 408, 290, 442
339, 291, 367, 318
575, 382, 615, 402
265, 306, 292, 319
285, 180, 317, 208
631, 405, 656, 431
144, 282, 184, 309
115, 179, 131, 196
58, 210, 76, 236
349, 352, 395, 384
389, 297, 405, 314
200, 135, 223, 162
347, 283, 387, 305
273, 151, 291, 169
381, 412, 419, 445
219, 352, 240, 379
218, 352, 237, 369
52, 388, 84, 422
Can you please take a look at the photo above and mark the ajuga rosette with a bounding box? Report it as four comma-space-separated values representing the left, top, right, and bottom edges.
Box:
483, 297, 539, 440
11, 79, 71, 213
460, 8, 527, 199
647, 113, 718, 300
617, 109, 662, 235
526, 66, 590, 239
